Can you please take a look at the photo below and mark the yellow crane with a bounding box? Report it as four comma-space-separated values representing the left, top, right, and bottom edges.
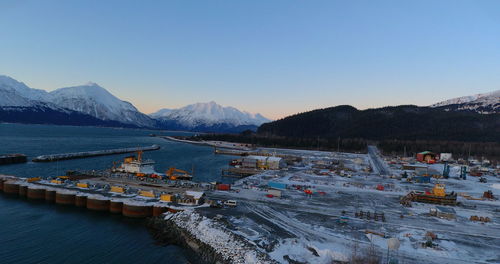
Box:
166, 167, 193, 180
432, 183, 446, 197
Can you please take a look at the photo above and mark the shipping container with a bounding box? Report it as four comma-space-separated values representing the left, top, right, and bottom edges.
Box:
268, 182, 287, 190
268, 189, 282, 197
415, 176, 431, 183
217, 184, 231, 191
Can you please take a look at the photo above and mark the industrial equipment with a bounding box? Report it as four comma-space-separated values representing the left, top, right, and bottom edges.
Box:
166, 167, 193, 181
401, 183, 457, 206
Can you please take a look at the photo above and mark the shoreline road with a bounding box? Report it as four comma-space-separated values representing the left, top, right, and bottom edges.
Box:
368, 145, 390, 176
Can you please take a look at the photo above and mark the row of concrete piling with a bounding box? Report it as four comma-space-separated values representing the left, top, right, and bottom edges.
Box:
0, 175, 177, 218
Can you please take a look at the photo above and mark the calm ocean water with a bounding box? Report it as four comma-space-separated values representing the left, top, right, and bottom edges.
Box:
0, 123, 233, 264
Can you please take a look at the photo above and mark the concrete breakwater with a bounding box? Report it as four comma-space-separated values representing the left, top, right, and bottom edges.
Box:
0, 154, 27, 165
0, 175, 173, 218
32, 144, 160, 162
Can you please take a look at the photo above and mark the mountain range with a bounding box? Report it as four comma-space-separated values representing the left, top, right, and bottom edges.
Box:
150, 102, 270, 132
1, 74, 498, 136
430, 90, 500, 114
0, 75, 269, 132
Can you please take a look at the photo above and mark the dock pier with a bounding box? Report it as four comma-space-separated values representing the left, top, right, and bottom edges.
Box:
32, 145, 160, 162
221, 167, 261, 178
0, 175, 179, 218
0, 154, 27, 165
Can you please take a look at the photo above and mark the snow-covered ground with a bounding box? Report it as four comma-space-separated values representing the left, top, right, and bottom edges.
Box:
165, 210, 272, 263
192, 147, 500, 264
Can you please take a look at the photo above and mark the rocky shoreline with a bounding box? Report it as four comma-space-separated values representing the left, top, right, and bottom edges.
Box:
147, 210, 276, 264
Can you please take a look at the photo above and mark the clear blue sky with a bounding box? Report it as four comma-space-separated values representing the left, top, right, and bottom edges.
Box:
1, 0, 499, 119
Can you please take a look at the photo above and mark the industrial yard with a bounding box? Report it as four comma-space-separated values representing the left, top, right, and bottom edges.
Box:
198, 145, 500, 264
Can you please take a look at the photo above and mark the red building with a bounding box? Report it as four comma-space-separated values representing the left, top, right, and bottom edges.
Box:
416, 151, 436, 163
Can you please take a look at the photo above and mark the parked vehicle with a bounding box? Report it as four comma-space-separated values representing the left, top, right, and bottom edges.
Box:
210, 200, 223, 208
224, 200, 237, 207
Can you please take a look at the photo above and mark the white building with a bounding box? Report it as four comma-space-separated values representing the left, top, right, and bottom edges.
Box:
242, 156, 285, 170
440, 153, 453, 162
185, 191, 205, 205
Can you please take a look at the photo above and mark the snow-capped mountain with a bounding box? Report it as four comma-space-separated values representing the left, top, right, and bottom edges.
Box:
0, 75, 50, 107
430, 90, 500, 114
1, 74, 269, 131
48, 83, 154, 127
0, 75, 48, 102
0, 75, 154, 127
149, 108, 173, 119
151, 101, 271, 132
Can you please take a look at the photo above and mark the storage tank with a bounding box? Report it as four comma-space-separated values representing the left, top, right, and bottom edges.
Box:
86, 195, 110, 211
153, 204, 169, 216
18, 184, 28, 197
122, 201, 153, 218
45, 189, 56, 202
3, 181, 20, 194
75, 194, 88, 207
27, 186, 46, 200
55, 190, 76, 205
109, 199, 124, 214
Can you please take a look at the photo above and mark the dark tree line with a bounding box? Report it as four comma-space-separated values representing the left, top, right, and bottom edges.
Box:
189, 133, 368, 153
258, 105, 500, 142
187, 104, 500, 160
378, 140, 500, 162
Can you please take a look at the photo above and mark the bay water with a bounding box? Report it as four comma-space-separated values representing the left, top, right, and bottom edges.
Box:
0, 123, 233, 263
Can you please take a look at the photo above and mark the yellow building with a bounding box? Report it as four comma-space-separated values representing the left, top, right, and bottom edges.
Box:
160, 194, 175, 202
110, 186, 125, 193
76, 182, 88, 188
139, 190, 155, 198
50, 179, 63, 184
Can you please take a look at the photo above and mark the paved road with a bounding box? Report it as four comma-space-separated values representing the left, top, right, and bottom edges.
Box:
367, 145, 390, 176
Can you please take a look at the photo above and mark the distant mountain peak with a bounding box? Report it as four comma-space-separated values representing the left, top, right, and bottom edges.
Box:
431, 90, 500, 114
1, 74, 269, 131
150, 101, 271, 131
84, 81, 100, 86
0, 75, 50, 104
0, 75, 154, 127
48, 83, 154, 126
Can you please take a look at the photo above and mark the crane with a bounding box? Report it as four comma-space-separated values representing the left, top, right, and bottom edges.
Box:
166, 167, 193, 180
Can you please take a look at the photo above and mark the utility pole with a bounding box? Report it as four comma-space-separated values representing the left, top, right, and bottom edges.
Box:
337, 137, 340, 153
468, 143, 471, 162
